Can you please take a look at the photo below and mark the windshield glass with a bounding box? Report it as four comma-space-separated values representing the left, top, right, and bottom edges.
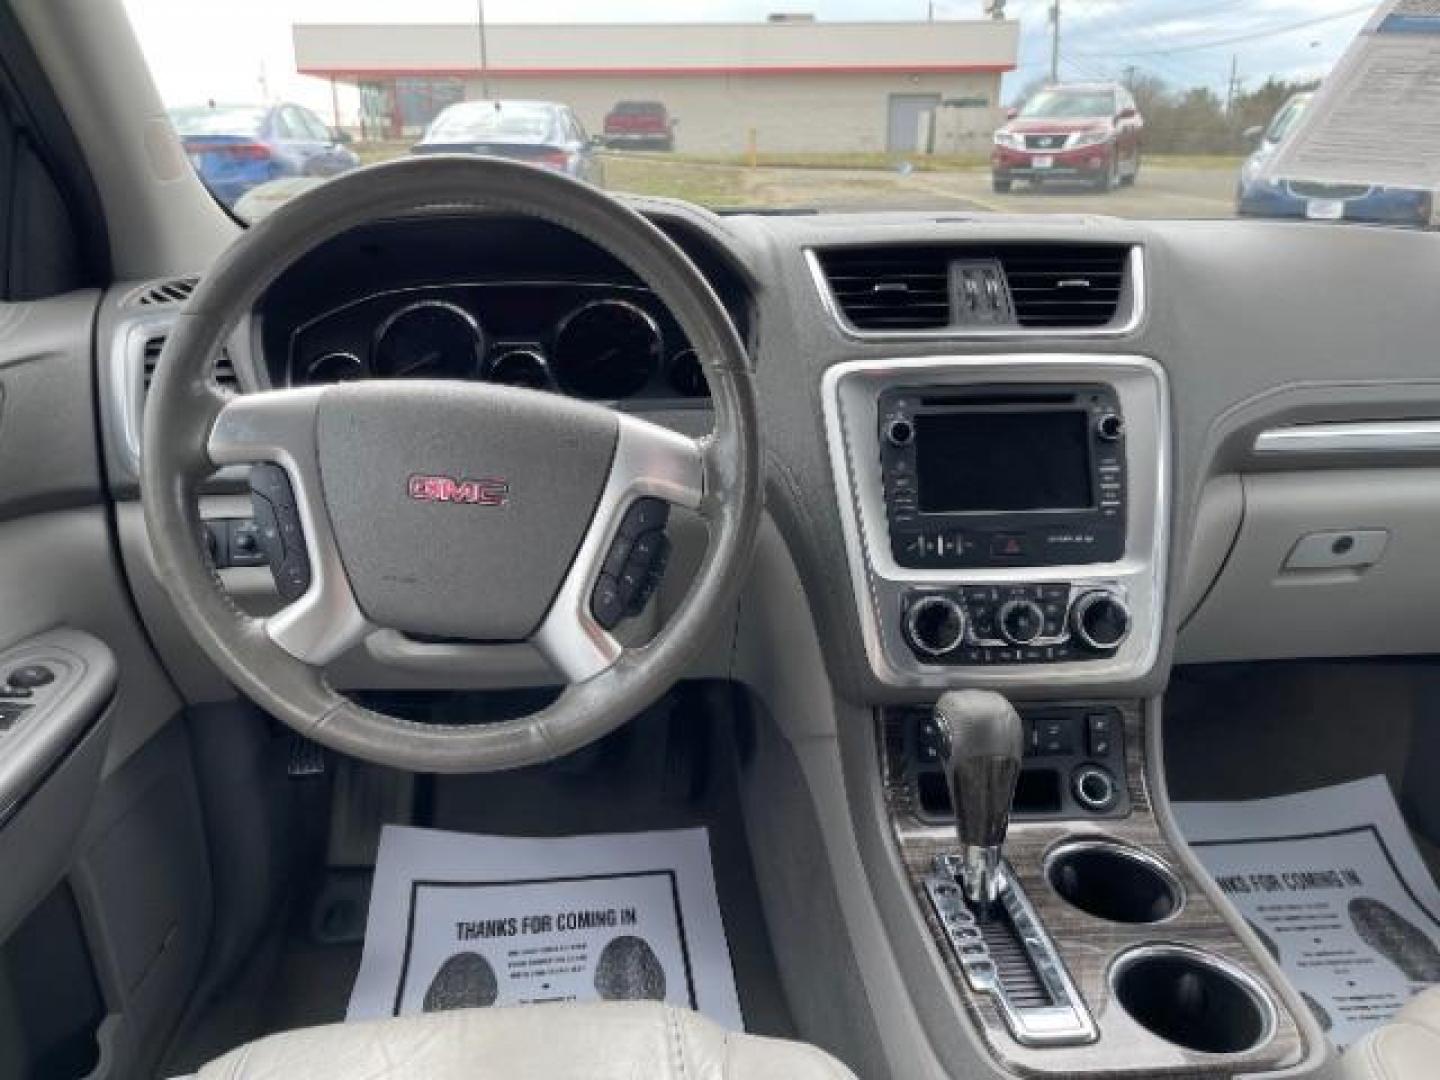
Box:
169, 105, 267, 138
1019, 89, 1114, 119
123, 1, 1431, 229
423, 103, 556, 144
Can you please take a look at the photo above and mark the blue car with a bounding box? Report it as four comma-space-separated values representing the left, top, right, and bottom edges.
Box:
169, 103, 360, 208
1237, 93, 1431, 227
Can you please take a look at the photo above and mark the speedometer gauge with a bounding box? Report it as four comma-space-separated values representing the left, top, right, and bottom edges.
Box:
372, 301, 484, 380
550, 300, 660, 400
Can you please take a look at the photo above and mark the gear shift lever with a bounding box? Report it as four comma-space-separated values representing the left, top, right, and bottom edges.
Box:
934, 690, 1024, 915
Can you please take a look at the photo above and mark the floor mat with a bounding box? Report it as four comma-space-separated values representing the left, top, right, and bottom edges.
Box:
347, 824, 742, 1029
1177, 775, 1440, 1047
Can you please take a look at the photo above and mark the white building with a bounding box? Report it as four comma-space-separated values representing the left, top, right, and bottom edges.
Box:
292, 17, 1019, 155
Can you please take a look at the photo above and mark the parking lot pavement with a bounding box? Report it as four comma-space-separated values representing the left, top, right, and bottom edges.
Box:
602, 153, 1242, 219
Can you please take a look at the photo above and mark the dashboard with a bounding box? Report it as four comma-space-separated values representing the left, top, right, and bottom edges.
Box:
254, 213, 753, 404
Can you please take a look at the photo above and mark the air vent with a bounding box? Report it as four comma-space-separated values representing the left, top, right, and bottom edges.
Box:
1000, 244, 1129, 329
815, 246, 952, 330
142, 333, 238, 392
814, 243, 1134, 333
129, 276, 199, 307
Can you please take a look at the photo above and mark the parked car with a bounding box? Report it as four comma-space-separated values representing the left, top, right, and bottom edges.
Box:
168, 102, 359, 208
1236, 92, 1431, 227
412, 100, 604, 185
603, 100, 674, 151
991, 82, 1143, 193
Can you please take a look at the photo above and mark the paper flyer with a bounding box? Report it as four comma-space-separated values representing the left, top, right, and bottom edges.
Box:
347, 825, 743, 1030
1263, 0, 1440, 190
1177, 776, 1440, 1047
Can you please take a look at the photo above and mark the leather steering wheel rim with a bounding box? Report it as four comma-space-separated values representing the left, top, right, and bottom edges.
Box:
141, 156, 760, 773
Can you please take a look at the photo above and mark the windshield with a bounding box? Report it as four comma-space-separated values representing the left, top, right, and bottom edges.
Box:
1019, 89, 1114, 119
169, 106, 266, 139
124, 1, 1432, 229
423, 103, 556, 144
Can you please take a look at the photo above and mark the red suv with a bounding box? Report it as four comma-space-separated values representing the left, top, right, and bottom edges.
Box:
602, 100, 675, 151
991, 82, 1143, 193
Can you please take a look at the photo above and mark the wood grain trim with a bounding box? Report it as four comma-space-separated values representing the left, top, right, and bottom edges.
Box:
881, 703, 1308, 1078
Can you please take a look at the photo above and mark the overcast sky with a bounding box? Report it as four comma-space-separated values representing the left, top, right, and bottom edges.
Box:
122, 0, 1374, 114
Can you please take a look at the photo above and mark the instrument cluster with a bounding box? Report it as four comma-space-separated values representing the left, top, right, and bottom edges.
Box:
286, 282, 708, 402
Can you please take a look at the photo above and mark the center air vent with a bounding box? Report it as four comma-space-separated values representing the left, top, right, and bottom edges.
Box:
815, 247, 952, 330
142, 333, 238, 392
1001, 245, 1129, 329
813, 243, 1135, 334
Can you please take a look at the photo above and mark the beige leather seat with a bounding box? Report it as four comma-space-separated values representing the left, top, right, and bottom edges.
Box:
1342, 988, 1440, 1080
193, 1002, 857, 1080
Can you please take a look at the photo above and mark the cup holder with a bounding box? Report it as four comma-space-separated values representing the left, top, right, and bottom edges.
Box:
1046, 841, 1183, 924
1111, 945, 1276, 1055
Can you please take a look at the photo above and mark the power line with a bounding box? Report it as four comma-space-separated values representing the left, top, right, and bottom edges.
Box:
1070, 3, 1371, 59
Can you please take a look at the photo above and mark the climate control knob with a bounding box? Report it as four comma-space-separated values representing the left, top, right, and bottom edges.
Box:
997, 599, 1046, 646
1071, 590, 1132, 650
904, 594, 967, 658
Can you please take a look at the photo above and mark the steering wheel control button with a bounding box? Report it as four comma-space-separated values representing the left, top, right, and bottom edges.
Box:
620, 497, 669, 538
249, 464, 313, 602
1072, 765, 1119, 813
590, 575, 625, 630
226, 521, 268, 567
7, 665, 54, 690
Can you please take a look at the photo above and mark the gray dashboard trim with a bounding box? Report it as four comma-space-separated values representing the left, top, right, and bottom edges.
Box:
1253, 419, 1440, 455
804, 245, 1145, 342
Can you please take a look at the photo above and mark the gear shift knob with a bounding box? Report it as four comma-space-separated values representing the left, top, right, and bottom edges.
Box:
934, 690, 1024, 913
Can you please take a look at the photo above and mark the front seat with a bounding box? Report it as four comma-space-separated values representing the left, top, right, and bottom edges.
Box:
192, 1002, 858, 1079
1342, 987, 1440, 1080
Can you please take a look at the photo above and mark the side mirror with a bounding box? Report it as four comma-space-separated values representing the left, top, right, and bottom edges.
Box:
331, 128, 353, 146
1006, 106, 1019, 120
1116, 107, 1137, 121
1243, 125, 1264, 144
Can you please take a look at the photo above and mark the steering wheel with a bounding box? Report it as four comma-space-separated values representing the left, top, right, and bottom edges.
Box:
141, 156, 760, 773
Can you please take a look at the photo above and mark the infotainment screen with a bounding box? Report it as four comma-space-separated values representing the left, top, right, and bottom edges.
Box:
915, 410, 1093, 513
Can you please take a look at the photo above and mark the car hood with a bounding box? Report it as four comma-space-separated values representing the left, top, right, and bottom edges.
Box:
1002, 118, 1111, 134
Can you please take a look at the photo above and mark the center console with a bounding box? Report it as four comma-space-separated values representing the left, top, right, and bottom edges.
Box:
822, 354, 1312, 1075
821, 355, 1167, 688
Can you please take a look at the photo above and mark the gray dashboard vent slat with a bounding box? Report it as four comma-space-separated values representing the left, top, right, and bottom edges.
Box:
812, 243, 1135, 335
815, 247, 952, 330
142, 333, 238, 392
129, 276, 199, 307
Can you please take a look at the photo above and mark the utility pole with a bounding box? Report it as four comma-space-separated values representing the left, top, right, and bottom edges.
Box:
1224, 53, 1239, 115
1122, 64, 1137, 90
476, 0, 491, 100
1048, 1, 1061, 85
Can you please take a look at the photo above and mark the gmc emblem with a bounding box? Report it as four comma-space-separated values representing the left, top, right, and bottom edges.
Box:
407, 474, 509, 507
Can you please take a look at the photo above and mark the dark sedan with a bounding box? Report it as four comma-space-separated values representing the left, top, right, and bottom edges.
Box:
412, 100, 604, 186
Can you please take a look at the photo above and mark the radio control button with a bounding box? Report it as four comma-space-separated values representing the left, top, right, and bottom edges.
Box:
1071, 590, 1132, 650
904, 594, 967, 658
1096, 413, 1125, 441
998, 599, 1046, 646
